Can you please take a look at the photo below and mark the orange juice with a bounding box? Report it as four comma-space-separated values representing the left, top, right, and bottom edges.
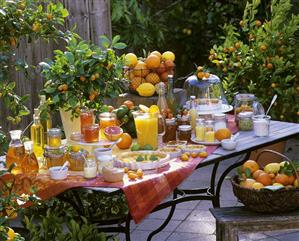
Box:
134, 113, 158, 149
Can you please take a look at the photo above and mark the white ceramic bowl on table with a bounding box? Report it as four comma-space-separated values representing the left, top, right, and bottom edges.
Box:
221, 139, 237, 150
49, 166, 68, 180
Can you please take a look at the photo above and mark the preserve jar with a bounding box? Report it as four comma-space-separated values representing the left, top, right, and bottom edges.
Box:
177, 114, 190, 127
234, 94, 264, 118
238, 112, 253, 131
253, 115, 271, 137
213, 113, 227, 131
178, 125, 192, 142
163, 118, 177, 143
44, 145, 65, 168
83, 124, 99, 143
80, 109, 93, 134
69, 149, 88, 171
204, 120, 215, 142
48, 128, 62, 147
99, 112, 117, 139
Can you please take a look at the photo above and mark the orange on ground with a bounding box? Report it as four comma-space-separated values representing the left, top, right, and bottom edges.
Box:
256, 173, 272, 186
145, 54, 161, 69
117, 133, 132, 149
242, 160, 260, 174
145, 72, 160, 85
215, 128, 232, 141
133, 61, 149, 77
252, 170, 265, 180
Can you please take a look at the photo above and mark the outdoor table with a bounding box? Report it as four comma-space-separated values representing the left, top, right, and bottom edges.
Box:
1, 119, 299, 241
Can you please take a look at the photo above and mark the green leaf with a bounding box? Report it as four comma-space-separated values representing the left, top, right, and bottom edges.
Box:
113, 42, 127, 50
245, 168, 251, 178
99, 35, 110, 48
53, 95, 60, 104
68, 95, 77, 107
60, 8, 69, 18
44, 87, 56, 94
65, 52, 74, 63
111, 35, 120, 45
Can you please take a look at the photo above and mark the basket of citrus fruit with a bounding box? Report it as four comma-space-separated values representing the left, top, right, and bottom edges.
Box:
232, 149, 299, 213
123, 51, 175, 97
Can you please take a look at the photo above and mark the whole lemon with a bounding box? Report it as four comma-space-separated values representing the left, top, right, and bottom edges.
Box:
136, 83, 156, 97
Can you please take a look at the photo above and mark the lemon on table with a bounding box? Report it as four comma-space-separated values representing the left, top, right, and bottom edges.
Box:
149, 105, 160, 114
6, 227, 15, 241
139, 104, 149, 113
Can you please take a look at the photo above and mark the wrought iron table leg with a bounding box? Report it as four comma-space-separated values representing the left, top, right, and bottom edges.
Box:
147, 190, 178, 241
125, 213, 131, 241
209, 161, 220, 196
213, 153, 251, 207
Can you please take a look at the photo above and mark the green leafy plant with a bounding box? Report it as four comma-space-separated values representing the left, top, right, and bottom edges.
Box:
209, 0, 299, 122
0, 0, 69, 124
40, 33, 127, 117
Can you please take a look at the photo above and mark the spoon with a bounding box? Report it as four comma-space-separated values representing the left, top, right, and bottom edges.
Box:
265, 94, 277, 116
231, 133, 239, 141
59, 161, 70, 171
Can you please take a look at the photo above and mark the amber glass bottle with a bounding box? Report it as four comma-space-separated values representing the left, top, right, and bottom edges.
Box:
21, 141, 39, 174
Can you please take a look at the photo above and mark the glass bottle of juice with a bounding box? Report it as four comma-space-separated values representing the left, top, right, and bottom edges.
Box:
166, 74, 178, 115
157, 82, 168, 113
31, 114, 44, 159
6, 130, 25, 174
195, 118, 205, 141
189, 96, 198, 131
38, 95, 52, 145
21, 141, 39, 174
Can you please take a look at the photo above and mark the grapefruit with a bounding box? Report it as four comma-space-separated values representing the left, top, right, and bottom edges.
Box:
104, 126, 123, 141
215, 128, 232, 141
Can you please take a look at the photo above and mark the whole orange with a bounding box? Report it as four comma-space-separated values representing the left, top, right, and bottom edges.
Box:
242, 160, 260, 174
156, 62, 167, 75
252, 169, 265, 180
256, 173, 272, 186
275, 173, 290, 186
215, 128, 232, 141
123, 100, 134, 110
160, 71, 169, 82
117, 133, 133, 149
164, 60, 175, 71
145, 54, 160, 69
288, 175, 295, 185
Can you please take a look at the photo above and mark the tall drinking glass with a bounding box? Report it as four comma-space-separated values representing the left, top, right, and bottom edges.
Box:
133, 112, 165, 150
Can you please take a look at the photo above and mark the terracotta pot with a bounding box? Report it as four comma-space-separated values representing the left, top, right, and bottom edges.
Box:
59, 109, 80, 141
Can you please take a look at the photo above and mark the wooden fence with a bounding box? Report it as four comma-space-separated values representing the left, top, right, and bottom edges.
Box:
0, 0, 111, 134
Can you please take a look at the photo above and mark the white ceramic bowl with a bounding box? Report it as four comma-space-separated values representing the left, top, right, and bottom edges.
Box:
49, 166, 68, 180
221, 139, 237, 150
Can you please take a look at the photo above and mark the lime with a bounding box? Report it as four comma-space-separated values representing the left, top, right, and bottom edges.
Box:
131, 143, 140, 151
142, 144, 153, 150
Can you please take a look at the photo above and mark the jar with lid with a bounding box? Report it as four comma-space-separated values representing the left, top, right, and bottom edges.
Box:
238, 112, 253, 131
44, 145, 65, 168
213, 113, 227, 131
84, 157, 97, 179
177, 114, 190, 127
163, 118, 177, 143
195, 118, 205, 141
178, 125, 192, 142
48, 128, 62, 147
69, 149, 88, 171
234, 94, 264, 119
204, 120, 215, 142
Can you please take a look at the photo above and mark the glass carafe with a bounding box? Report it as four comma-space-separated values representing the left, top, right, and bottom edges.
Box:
6, 130, 25, 174
133, 112, 165, 150
21, 141, 39, 174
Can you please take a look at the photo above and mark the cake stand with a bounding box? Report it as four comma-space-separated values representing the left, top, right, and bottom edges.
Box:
197, 104, 233, 115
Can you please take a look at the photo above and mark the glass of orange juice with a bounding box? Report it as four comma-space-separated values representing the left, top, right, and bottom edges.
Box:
98, 112, 117, 139
133, 112, 165, 150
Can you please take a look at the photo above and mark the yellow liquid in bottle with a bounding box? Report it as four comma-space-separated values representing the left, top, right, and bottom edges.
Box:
195, 126, 205, 141
31, 122, 44, 159
21, 152, 39, 174
6, 144, 24, 175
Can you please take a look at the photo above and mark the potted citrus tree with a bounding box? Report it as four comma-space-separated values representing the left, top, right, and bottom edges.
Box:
40, 33, 127, 139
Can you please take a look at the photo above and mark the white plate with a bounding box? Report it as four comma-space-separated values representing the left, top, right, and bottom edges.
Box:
114, 151, 170, 170
182, 144, 207, 153
159, 147, 182, 159
191, 137, 220, 145
197, 104, 233, 115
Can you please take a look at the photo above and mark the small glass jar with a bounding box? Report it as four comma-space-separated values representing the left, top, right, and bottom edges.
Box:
80, 109, 94, 134
69, 149, 88, 171
44, 145, 65, 168
84, 157, 97, 179
238, 112, 253, 131
204, 120, 215, 142
195, 118, 205, 141
83, 124, 99, 143
163, 118, 177, 143
48, 128, 62, 147
213, 113, 227, 131
99, 112, 117, 139
177, 114, 190, 127
253, 115, 271, 137
178, 125, 192, 142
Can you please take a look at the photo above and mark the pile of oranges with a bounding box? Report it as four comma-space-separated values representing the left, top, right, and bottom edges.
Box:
124, 51, 175, 95
124, 167, 144, 180
239, 160, 298, 190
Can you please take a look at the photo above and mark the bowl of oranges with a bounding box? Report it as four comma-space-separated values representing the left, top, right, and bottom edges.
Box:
231, 149, 299, 213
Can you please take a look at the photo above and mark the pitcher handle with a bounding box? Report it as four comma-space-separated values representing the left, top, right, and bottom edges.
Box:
158, 114, 166, 137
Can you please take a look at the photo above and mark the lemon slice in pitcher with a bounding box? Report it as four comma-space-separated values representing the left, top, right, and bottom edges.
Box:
149, 105, 160, 114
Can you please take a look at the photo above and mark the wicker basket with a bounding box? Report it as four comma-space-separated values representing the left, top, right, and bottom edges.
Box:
231, 149, 299, 213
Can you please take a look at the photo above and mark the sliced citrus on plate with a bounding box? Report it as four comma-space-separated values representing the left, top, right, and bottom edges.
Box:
139, 104, 149, 113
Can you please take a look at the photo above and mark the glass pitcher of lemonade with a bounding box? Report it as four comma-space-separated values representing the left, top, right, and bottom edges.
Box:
133, 112, 165, 150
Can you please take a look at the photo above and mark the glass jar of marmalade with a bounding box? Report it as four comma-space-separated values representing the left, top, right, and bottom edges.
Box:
177, 125, 192, 142
163, 118, 177, 143
44, 145, 65, 168
48, 128, 62, 147
69, 149, 88, 171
